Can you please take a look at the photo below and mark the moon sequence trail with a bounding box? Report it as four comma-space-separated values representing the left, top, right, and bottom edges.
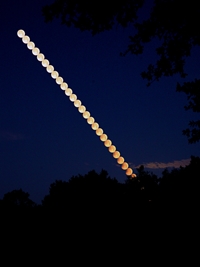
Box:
17, 29, 136, 179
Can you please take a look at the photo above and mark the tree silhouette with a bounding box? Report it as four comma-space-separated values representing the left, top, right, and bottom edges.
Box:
42, 179, 69, 209
42, 0, 200, 142
42, 0, 143, 34
42, 169, 120, 214
3, 189, 35, 208
159, 156, 200, 210
1, 161, 198, 252
177, 81, 200, 143
125, 165, 158, 207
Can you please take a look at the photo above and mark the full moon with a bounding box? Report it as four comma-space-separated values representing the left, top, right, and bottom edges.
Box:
69, 94, 77, 102
91, 122, 99, 130
56, 77, 63, 85
117, 156, 124, 164
104, 140, 112, 147
83, 111, 90, 119
51, 71, 59, 79
126, 168, 133, 176
108, 145, 116, 153
42, 59, 49, 67
78, 105, 86, 113
100, 134, 108, 141
46, 65, 54, 73
96, 128, 103, 136
60, 82, 68, 90
17, 29, 25, 38
37, 53, 45, 62
65, 88, 73, 96
22, 35, 30, 44
122, 162, 129, 170
32, 47, 40, 56
27, 41, 35, 50
87, 117, 95, 124
74, 100, 81, 108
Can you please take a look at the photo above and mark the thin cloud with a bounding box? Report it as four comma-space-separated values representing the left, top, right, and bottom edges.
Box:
0, 131, 25, 141
131, 159, 191, 169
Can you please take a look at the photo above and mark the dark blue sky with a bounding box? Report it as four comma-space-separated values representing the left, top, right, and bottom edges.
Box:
1, 0, 199, 203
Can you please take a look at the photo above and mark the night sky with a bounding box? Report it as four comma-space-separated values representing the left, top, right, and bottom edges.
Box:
1, 0, 200, 203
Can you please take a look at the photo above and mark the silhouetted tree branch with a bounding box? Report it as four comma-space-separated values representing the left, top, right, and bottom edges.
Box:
177, 80, 200, 143
42, 0, 200, 143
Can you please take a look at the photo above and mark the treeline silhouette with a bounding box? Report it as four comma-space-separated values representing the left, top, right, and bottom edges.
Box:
1, 156, 199, 210
1, 156, 199, 259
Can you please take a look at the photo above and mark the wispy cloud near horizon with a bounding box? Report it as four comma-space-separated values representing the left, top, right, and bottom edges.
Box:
131, 159, 191, 169
0, 131, 25, 141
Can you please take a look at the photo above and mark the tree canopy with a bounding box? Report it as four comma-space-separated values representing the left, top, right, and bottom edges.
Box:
3, 189, 35, 208
2, 157, 199, 212
42, 0, 200, 143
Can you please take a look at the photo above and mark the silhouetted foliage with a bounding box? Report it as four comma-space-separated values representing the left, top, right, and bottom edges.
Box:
1, 189, 37, 236
42, 0, 200, 82
2, 189, 35, 208
177, 80, 200, 143
2, 158, 199, 213
1, 157, 199, 262
42, 0, 200, 143
42, 0, 143, 34
159, 156, 200, 210
1, 158, 199, 256
42, 179, 69, 209
42, 169, 121, 215
125, 165, 158, 208
37, 157, 200, 216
